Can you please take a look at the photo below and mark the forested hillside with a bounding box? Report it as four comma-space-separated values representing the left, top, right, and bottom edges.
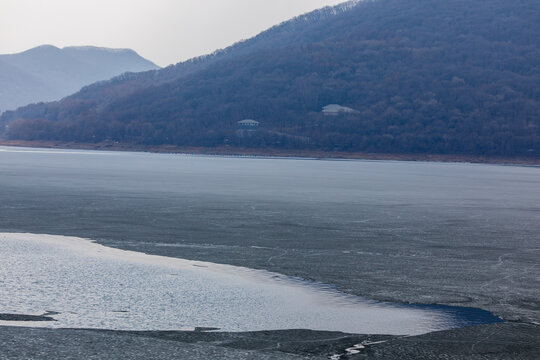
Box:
2, 0, 539, 157
0, 2, 358, 122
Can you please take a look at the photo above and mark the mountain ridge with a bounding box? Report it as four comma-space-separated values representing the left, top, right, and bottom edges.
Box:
0, 0, 368, 119
0, 45, 159, 112
33, 0, 365, 111
2, 0, 539, 157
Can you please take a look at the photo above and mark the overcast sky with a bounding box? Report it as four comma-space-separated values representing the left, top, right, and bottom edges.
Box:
0, 0, 346, 66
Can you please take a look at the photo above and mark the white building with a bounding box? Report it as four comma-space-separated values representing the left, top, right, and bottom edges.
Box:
322, 104, 359, 116
237, 119, 260, 129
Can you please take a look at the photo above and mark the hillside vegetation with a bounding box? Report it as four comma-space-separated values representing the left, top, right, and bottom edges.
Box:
2, 0, 539, 157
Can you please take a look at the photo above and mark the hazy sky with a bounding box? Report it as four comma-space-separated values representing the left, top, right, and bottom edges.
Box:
0, 0, 345, 66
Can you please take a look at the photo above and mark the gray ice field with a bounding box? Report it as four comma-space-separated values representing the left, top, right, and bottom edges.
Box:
0, 146, 538, 359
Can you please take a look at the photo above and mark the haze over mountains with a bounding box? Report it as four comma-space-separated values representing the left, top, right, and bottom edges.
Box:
0, 45, 159, 112
2, 0, 539, 157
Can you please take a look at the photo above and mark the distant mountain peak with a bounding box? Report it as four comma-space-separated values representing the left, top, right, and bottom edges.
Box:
17, 44, 61, 55
33, 44, 59, 49
63, 46, 134, 54
0, 45, 159, 111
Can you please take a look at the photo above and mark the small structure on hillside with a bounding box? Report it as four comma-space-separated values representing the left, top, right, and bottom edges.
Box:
237, 119, 260, 129
236, 119, 260, 138
322, 104, 359, 116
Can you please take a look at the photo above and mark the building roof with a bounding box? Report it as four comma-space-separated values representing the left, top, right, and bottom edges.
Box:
237, 119, 260, 125
322, 104, 358, 115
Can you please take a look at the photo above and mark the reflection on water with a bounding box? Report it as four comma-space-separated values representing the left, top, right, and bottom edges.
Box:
0, 233, 502, 335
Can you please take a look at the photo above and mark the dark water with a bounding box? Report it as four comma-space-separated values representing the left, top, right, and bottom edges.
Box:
1, 146, 535, 333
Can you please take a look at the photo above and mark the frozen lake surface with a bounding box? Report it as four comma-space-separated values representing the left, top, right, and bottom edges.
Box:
1, 146, 535, 334
0, 233, 500, 334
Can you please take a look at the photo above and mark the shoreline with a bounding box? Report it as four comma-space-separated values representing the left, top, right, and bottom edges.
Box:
0, 139, 538, 165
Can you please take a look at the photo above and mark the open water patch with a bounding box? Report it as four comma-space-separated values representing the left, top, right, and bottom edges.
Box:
0, 233, 502, 335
